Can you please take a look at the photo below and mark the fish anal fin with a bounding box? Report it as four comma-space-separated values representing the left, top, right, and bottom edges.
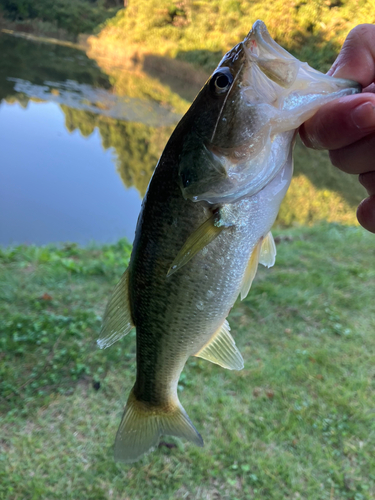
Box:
240, 238, 263, 301
97, 268, 134, 349
195, 320, 244, 371
167, 214, 227, 277
259, 231, 276, 268
114, 389, 203, 463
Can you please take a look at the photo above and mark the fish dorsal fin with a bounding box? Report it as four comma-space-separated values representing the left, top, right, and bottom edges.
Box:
259, 231, 276, 268
167, 214, 226, 277
97, 268, 134, 349
240, 238, 262, 301
194, 320, 244, 371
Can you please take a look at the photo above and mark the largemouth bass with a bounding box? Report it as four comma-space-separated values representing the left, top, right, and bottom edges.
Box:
98, 20, 360, 463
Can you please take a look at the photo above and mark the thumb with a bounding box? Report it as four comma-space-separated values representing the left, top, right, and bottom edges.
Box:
328, 24, 375, 88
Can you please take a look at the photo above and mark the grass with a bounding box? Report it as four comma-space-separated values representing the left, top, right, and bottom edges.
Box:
1, 224, 375, 499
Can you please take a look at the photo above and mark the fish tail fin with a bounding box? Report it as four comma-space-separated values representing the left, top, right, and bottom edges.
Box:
114, 389, 203, 463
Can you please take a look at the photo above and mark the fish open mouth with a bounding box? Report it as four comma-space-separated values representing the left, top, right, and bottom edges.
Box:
242, 20, 361, 114
179, 20, 361, 205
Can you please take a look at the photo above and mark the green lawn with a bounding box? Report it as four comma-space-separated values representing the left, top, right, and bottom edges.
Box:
1, 224, 374, 499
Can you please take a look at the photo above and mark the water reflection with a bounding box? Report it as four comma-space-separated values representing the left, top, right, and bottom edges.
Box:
0, 33, 367, 246
61, 106, 174, 197
9, 78, 181, 126
0, 100, 142, 245
0, 33, 181, 246
0, 33, 111, 102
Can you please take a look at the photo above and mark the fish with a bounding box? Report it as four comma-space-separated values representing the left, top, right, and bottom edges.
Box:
98, 20, 360, 463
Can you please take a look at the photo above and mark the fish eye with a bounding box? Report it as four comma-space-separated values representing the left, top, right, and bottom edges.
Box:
210, 68, 233, 95
181, 170, 191, 188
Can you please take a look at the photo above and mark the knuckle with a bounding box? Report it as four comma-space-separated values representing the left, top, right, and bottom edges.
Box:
301, 113, 332, 150
346, 24, 375, 56
312, 116, 332, 149
349, 24, 375, 42
347, 24, 370, 47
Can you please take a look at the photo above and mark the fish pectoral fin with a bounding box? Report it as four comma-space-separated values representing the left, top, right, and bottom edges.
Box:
259, 231, 276, 268
167, 214, 227, 277
240, 238, 263, 301
97, 267, 134, 349
195, 320, 244, 371
114, 389, 203, 463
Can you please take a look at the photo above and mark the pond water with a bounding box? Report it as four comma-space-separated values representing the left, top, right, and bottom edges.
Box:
0, 33, 366, 247
0, 33, 184, 246
0, 100, 142, 245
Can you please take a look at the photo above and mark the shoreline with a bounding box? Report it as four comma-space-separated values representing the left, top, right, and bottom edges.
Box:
0, 26, 210, 89
1, 28, 87, 50
85, 35, 210, 88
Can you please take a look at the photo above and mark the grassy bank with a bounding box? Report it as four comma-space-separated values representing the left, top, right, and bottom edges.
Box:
1, 223, 374, 499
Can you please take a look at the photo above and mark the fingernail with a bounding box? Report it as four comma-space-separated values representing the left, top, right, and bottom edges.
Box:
351, 102, 375, 130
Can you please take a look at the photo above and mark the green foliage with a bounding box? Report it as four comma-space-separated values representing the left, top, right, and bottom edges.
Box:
1, 224, 374, 498
93, 0, 375, 72
0, 0, 120, 36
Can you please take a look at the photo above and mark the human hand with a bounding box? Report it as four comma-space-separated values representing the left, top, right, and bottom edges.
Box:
299, 24, 375, 233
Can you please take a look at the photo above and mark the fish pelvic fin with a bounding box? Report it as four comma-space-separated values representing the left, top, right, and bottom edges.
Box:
259, 231, 276, 268
195, 319, 244, 370
114, 389, 203, 463
240, 231, 277, 301
97, 267, 134, 349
